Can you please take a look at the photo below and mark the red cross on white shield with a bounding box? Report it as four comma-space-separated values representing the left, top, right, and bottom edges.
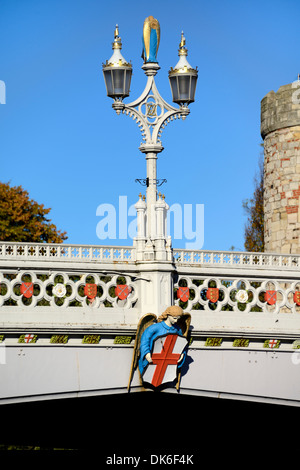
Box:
142, 334, 188, 388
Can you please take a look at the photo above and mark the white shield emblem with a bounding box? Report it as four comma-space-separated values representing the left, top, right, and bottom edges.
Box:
142, 334, 188, 387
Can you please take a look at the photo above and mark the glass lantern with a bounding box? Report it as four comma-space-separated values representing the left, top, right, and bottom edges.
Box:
168, 32, 198, 106
102, 25, 132, 100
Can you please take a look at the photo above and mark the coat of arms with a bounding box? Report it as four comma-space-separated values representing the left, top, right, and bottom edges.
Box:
115, 285, 131, 300
84, 283, 97, 300
20, 282, 33, 298
265, 290, 277, 305
206, 287, 219, 303
128, 306, 191, 391
177, 287, 190, 302
294, 291, 300, 306
142, 334, 188, 388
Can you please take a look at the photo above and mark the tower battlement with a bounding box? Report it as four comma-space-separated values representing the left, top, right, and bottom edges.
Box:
261, 81, 300, 254
261, 83, 300, 139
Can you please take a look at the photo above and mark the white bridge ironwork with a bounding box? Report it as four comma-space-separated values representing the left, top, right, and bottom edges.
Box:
0, 241, 300, 407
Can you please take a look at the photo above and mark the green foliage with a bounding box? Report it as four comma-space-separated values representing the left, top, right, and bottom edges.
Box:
243, 156, 264, 252
0, 181, 67, 243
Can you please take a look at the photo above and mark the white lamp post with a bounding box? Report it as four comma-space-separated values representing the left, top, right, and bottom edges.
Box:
103, 17, 198, 260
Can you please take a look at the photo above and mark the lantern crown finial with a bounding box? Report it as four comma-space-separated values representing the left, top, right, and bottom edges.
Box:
178, 31, 187, 56
104, 24, 131, 67
112, 24, 122, 50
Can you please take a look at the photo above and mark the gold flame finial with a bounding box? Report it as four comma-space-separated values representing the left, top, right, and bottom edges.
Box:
178, 31, 188, 56
112, 24, 122, 49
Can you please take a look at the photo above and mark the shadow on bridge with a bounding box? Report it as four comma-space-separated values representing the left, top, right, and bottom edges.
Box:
0, 392, 299, 461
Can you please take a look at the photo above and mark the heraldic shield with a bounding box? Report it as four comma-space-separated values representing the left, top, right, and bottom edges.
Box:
127, 308, 191, 391
142, 334, 188, 388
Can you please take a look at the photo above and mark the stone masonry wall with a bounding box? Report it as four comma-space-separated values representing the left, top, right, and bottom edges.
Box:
261, 82, 300, 254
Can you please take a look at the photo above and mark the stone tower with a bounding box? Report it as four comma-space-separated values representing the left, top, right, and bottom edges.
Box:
261, 81, 300, 254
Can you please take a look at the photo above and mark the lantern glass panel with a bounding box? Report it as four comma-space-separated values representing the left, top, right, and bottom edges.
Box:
124, 69, 132, 96
169, 75, 179, 103
189, 75, 197, 103
177, 75, 191, 102
112, 68, 125, 96
103, 69, 113, 97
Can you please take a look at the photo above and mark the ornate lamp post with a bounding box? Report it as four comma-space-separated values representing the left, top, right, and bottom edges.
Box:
103, 17, 198, 261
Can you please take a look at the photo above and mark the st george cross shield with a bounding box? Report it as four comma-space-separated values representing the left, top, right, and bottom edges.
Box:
142, 334, 188, 388
265, 290, 277, 305
24, 334, 35, 343
207, 288, 219, 303
20, 282, 33, 298
177, 287, 189, 302
84, 283, 97, 300
115, 285, 131, 300
268, 339, 279, 349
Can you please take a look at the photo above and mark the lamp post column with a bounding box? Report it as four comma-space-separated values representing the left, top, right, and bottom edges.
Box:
139, 143, 163, 239
146, 151, 157, 239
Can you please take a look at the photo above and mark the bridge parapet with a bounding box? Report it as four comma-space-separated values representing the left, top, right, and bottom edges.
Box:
1, 242, 300, 406
173, 248, 300, 273
0, 242, 300, 340
2, 242, 300, 271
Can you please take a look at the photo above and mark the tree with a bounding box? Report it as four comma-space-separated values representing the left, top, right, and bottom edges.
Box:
0, 182, 67, 243
243, 156, 264, 252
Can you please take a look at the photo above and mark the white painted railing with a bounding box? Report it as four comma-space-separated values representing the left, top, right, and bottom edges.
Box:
173, 249, 300, 270
1, 242, 300, 271
0, 270, 138, 309
0, 242, 135, 263
1, 243, 300, 334
174, 274, 300, 314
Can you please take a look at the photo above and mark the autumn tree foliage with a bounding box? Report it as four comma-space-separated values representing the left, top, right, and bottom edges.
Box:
243, 157, 264, 252
0, 182, 67, 243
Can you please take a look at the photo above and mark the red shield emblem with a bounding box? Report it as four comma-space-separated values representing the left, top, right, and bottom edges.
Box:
207, 288, 219, 303
142, 334, 188, 388
115, 285, 131, 300
294, 291, 300, 306
177, 287, 189, 302
20, 282, 33, 298
265, 290, 277, 305
24, 334, 35, 343
84, 283, 97, 299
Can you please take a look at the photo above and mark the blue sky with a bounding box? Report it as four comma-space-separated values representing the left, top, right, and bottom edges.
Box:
0, 0, 299, 250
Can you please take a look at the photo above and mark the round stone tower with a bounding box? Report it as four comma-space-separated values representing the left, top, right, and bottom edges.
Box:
261, 81, 300, 254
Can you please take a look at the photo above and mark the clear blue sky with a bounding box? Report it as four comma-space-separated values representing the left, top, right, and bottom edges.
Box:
0, 0, 299, 250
